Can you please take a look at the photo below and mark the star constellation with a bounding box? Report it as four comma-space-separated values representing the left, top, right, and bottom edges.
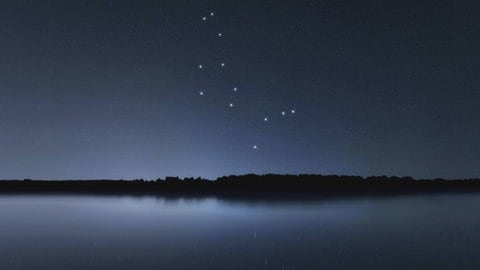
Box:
197, 11, 296, 150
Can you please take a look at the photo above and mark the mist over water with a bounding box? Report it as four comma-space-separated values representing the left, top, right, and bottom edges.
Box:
1, 194, 479, 269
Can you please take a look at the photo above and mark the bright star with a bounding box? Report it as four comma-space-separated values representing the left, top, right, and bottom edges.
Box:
210, 12, 214, 16
218, 33, 222, 37
233, 87, 238, 92
264, 117, 268, 122
199, 91, 204, 96
198, 64, 203, 69
253, 145, 258, 150
229, 103, 234, 107
291, 109, 295, 114
281, 111, 286, 116
202, 17, 207, 21
220, 63, 225, 67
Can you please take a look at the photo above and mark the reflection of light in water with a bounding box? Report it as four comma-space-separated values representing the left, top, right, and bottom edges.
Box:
4, 194, 470, 269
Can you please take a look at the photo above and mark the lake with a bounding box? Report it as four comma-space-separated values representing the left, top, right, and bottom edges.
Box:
1, 193, 479, 269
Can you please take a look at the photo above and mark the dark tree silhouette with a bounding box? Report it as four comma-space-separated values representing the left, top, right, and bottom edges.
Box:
0, 174, 479, 199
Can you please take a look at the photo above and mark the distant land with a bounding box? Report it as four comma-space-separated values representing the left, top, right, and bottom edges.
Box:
1, 174, 480, 199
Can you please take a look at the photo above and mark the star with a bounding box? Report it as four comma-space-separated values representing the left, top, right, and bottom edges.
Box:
194, 12, 295, 151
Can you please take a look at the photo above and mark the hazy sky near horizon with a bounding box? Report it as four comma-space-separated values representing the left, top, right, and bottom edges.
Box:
0, 0, 479, 180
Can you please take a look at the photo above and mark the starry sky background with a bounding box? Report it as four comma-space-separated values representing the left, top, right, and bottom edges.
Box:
0, 0, 479, 180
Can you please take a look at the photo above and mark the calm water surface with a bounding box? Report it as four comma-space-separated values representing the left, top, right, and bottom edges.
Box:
1, 194, 479, 269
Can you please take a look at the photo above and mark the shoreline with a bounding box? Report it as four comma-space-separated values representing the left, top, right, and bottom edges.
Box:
1, 174, 479, 199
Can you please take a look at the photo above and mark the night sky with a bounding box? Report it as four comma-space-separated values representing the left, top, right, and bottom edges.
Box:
0, 0, 478, 180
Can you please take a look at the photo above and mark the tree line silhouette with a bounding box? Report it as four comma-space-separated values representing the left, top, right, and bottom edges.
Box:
1, 174, 480, 198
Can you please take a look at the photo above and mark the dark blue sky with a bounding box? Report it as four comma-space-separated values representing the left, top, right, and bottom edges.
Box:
0, 0, 478, 179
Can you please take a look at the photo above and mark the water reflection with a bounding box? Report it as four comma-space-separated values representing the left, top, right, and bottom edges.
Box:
1, 194, 480, 269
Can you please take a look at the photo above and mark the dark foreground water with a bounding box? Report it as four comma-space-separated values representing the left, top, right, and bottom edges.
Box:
1, 194, 479, 270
